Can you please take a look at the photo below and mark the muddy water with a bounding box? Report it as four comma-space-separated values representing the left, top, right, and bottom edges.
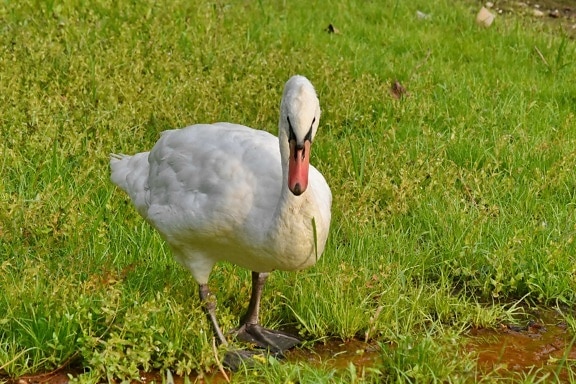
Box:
12, 310, 575, 383
285, 338, 381, 369
9, 314, 576, 383
468, 309, 576, 380
142, 340, 381, 383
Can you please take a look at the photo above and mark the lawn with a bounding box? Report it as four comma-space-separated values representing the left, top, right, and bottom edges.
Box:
1, 0, 576, 382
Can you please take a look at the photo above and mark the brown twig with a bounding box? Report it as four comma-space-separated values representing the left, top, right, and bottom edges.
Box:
211, 337, 230, 383
17, 352, 80, 383
534, 46, 549, 68
411, 48, 432, 79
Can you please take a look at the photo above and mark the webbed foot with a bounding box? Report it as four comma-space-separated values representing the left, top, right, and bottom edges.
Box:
235, 323, 301, 353
223, 349, 265, 371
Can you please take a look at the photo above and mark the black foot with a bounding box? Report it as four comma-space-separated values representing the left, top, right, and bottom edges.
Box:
223, 349, 264, 371
235, 323, 301, 353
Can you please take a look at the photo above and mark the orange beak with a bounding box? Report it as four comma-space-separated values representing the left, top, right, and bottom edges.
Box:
288, 140, 310, 196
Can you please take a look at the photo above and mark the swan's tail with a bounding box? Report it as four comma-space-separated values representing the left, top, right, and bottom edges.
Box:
110, 152, 151, 215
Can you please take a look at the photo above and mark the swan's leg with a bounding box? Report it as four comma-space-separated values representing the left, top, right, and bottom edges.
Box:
199, 283, 228, 345
235, 271, 301, 353
240, 271, 268, 325
198, 278, 270, 371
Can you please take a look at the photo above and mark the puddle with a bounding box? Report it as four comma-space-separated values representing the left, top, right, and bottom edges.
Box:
9, 370, 82, 384
467, 308, 576, 380
285, 338, 381, 369
8, 310, 575, 383
8, 340, 380, 384
142, 340, 381, 383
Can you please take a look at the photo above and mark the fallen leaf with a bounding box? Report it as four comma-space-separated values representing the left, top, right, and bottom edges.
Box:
390, 80, 407, 99
325, 23, 340, 34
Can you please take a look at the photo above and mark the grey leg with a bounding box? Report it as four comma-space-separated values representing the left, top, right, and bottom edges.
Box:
199, 283, 227, 346
235, 271, 301, 353
240, 271, 269, 325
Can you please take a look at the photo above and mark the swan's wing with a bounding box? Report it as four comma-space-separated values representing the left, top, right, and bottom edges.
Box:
145, 123, 281, 242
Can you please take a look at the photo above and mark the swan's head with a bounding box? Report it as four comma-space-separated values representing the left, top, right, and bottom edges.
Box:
279, 75, 321, 196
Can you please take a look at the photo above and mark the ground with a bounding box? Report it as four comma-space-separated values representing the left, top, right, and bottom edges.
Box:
488, 0, 576, 36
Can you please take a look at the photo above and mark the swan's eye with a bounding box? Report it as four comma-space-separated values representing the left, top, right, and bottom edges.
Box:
287, 116, 313, 143
304, 126, 312, 142
287, 116, 296, 142
304, 117, 315, 142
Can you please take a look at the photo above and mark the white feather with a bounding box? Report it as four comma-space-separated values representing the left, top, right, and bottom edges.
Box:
110, 76, 332, 285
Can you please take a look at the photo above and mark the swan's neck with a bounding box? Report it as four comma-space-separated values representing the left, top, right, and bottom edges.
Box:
264, 130, 320, 268
268, 180, 320, 266
263, 76, 325, 268
276, 128, 312, 221
276, 126, 313, 223
276, 177, 314, 222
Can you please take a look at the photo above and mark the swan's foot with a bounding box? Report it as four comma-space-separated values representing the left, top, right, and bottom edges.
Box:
235, 323, 301, 353
223, 349, 265, 371
224, 325, 299, 370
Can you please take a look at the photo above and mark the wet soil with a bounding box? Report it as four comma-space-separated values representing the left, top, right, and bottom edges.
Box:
9, 310, 575, 383
285, 338, 381, 369
488, 0, 576, 37
468, 308, 576, 380
7, 340, 381, 384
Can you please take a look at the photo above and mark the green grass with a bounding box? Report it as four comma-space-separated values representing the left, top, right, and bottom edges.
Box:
1, 0, 576, 382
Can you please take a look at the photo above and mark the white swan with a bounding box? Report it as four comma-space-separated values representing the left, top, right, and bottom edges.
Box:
110, 75, 332, 365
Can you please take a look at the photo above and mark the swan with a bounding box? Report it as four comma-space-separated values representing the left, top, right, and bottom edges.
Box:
110, 75, 332, 366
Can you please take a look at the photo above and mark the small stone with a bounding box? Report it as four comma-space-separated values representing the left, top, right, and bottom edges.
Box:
533, 9, 545, 17
476, 6, 495, 27
416, 10, 431, 20
549, 9, 560, 18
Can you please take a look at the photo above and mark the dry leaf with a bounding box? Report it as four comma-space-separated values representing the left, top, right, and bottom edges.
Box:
390, 80, 407, 99
325, 23, 340, 34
